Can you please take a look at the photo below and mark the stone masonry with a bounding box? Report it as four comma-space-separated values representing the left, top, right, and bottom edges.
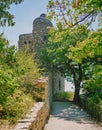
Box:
13, 102, 49, 130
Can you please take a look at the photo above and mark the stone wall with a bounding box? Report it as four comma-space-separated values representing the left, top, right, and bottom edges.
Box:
18, 33, 34, 51
13, 102, 49, 130
52, 72, 65, 95
13, 75, 52, 130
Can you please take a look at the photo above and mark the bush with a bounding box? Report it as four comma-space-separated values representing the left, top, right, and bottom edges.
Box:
0, 67, 19, 106
2, 89, 33, 124
81, 64, 102, 122
81, 95, 102, 122
15, 50, 45, 101
0, 35, 44, 126
54, 91, 74, 101
23, 77, 48, 102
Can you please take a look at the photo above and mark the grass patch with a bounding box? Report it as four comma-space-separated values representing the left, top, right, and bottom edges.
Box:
53, 91, 74, 101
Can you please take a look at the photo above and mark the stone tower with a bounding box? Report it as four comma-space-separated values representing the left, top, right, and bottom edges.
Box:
33, 14, 52, 53
18, 14, 65, 95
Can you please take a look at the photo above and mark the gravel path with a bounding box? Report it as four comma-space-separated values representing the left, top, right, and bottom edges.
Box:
44, 102, 102, 130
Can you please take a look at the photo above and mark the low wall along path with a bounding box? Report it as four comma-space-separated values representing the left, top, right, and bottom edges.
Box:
14, 102, 49, 130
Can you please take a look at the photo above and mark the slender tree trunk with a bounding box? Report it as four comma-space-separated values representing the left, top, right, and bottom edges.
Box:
72, 64, 82, 105
68, 62, 83, 105
73, 82, 81, 105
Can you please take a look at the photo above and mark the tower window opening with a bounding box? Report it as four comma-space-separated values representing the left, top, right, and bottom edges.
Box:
29, 41, 32, 44
59, 80, 61, 90
43, 35, 47, 41
24, 41, 27, 44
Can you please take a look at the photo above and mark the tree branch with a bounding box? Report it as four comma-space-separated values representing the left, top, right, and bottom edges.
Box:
73, 10, 96, 26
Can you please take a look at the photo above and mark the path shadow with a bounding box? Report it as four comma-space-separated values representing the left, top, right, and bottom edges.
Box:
50, 102, 93, 124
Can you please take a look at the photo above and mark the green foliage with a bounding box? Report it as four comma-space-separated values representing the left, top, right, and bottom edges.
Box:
22, 77, 47, 102
83, 65, 102, 100
41, 25, 88, 72
15, 50, 44, 102
69, 28, 102, 105
74, 0, 102, 26
0, 33, 16, 67
87, 98, 102, 121
81, 95, 102, 121
0, 67, 19, 105
0, 33, 9, 64
47, 0, 102, 27
54, 91, 74, 101
45, 1, 102, 105
15, 50, 41, 84
0, 34, 43, 124
0, 0, 24, 26
47, 0, 76, 27
3, 89, 33, 123
40, 25, 89, 104
69, 29, 102, 63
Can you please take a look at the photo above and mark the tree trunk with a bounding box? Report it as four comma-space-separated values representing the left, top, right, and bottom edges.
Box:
73, 83, 81, 105
72, 64, 82, 105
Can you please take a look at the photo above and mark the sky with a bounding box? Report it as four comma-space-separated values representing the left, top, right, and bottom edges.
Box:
0, 0, 99, 47
0, 0, 48, 46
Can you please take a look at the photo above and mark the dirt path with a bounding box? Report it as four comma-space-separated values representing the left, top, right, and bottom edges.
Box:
44, 102, 102, 130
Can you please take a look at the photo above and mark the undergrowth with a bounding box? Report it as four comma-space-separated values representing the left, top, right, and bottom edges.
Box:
53, 91, 74, 101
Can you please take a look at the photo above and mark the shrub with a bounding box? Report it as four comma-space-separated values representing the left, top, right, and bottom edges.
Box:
54, 91, 74, 101
15, 50, 45, 101
0, 35, 44, 125
81, 64, 102, 122
80, 95, 102, 122
0, 67, 19, 106
23, 77, 48, 102
3, 89, 33, 124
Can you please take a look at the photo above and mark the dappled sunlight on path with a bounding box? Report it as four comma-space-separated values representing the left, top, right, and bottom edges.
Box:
44, 102, 102, 130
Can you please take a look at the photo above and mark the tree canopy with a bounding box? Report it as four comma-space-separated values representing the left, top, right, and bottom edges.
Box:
47, 0, 102, 27
69, 28, 102, 63
40, 0, 102, 104
0, 0, 24, 26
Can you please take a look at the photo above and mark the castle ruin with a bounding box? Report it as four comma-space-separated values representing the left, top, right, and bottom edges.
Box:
18, 14, 65, 96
